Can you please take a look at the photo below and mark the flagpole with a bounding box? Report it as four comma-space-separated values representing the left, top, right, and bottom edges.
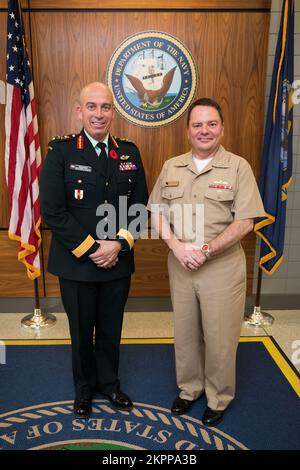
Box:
244, 257, 274, 327
21, 278, 56, 330
18, 0, 56, 330
244, 0, 294, 326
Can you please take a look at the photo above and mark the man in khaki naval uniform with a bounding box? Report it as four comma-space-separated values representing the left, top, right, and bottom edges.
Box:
147, 98, 265, 426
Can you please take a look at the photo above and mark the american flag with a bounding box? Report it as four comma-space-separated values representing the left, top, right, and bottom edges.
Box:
5, 0, 41, 280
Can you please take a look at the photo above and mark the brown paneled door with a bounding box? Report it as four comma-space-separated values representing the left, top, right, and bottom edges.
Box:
0, 1, 270, 297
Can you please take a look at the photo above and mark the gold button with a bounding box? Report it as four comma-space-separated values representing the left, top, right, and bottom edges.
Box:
106, 182, 109, 186
78, 179, 82, 183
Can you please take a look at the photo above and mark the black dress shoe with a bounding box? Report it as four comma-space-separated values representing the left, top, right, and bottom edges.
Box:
202, 407, 225, 426
171, 396, 194, 415
104, 390, 133, 411
73, 399, 92, 418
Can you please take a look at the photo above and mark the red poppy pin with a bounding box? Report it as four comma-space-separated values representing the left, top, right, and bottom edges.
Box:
109, 149, 118, 160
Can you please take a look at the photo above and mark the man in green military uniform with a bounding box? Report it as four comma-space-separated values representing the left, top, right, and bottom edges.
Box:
40, 82, 148, 417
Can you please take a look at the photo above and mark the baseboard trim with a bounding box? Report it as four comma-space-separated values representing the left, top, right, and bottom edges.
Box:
0, 295, 299, 313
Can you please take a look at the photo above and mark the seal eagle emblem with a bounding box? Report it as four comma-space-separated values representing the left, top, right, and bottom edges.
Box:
107, 31, 198, 128
126, 66, 177, 107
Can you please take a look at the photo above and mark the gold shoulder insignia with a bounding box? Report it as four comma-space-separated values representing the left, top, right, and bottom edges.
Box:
114, 136, 136, 145
50, 134, 76, 143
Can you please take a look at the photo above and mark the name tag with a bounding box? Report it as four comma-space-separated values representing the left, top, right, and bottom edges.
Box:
70, 164, 92, 173
165, 181, 179, 187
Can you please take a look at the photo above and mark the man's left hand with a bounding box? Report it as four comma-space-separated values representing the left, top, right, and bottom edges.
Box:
89, 240, 122, 268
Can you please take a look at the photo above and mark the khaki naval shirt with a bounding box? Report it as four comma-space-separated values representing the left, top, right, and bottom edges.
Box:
147, 145, 265, 245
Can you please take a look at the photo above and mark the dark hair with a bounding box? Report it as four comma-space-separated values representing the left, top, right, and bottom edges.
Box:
187, 98, 224, 125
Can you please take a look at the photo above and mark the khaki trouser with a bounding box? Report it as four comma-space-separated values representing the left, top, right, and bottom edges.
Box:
168, 243, 246, 411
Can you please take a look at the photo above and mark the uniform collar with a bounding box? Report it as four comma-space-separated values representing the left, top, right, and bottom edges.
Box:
175, 145, 230, 174
210, 145, 231, 168
83, 129, 109, 151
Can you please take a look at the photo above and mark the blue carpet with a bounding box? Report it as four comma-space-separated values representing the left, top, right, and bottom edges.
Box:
0, 339, 299, 450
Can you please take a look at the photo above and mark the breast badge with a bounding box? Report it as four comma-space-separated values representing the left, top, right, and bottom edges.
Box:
74, 189, 84, 200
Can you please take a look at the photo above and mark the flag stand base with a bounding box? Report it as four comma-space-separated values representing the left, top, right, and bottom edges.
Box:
21, 309, 57, 330
244, 306, 274, 327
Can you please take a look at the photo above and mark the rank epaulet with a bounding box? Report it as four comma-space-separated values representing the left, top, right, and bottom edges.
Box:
114, 136, 136, 145
50, 133, 76, 143
48, 134, 76, 151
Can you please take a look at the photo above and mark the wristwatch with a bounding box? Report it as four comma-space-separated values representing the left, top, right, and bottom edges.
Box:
200, 243, 211, 259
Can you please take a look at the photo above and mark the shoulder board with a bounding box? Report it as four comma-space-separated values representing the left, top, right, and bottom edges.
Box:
50, 134, 76, 143
114, 136, 136, 145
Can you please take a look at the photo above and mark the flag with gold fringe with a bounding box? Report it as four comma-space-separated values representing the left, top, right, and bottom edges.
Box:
255, 0, 294, 275
5, 0, 42, 280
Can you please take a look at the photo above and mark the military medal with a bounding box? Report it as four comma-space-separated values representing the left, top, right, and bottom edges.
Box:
119, 162, 137, 171
76, 135, 84, 150
74, 189, 84, 200
120, 155, 130, 161
209, 180, 232, 190
109, 149, 118, 160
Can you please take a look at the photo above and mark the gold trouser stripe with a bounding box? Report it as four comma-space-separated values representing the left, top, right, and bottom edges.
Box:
72, 235, 95, 258
117, 229, 134, 250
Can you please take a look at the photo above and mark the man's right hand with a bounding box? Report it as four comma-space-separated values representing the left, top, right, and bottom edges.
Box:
89, 240, 121, 269
169, 240, 206, 271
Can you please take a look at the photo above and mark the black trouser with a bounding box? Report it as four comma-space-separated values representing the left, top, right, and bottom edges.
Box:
59, 276, 131, 400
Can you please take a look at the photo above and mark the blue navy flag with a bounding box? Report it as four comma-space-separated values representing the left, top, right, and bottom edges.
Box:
255, 0, 294, 275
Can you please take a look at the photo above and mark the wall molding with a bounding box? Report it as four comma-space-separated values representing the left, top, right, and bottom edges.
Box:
0, 1, 272, 11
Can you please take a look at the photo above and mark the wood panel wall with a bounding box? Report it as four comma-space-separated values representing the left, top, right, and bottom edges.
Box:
0, 1, 270, 297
